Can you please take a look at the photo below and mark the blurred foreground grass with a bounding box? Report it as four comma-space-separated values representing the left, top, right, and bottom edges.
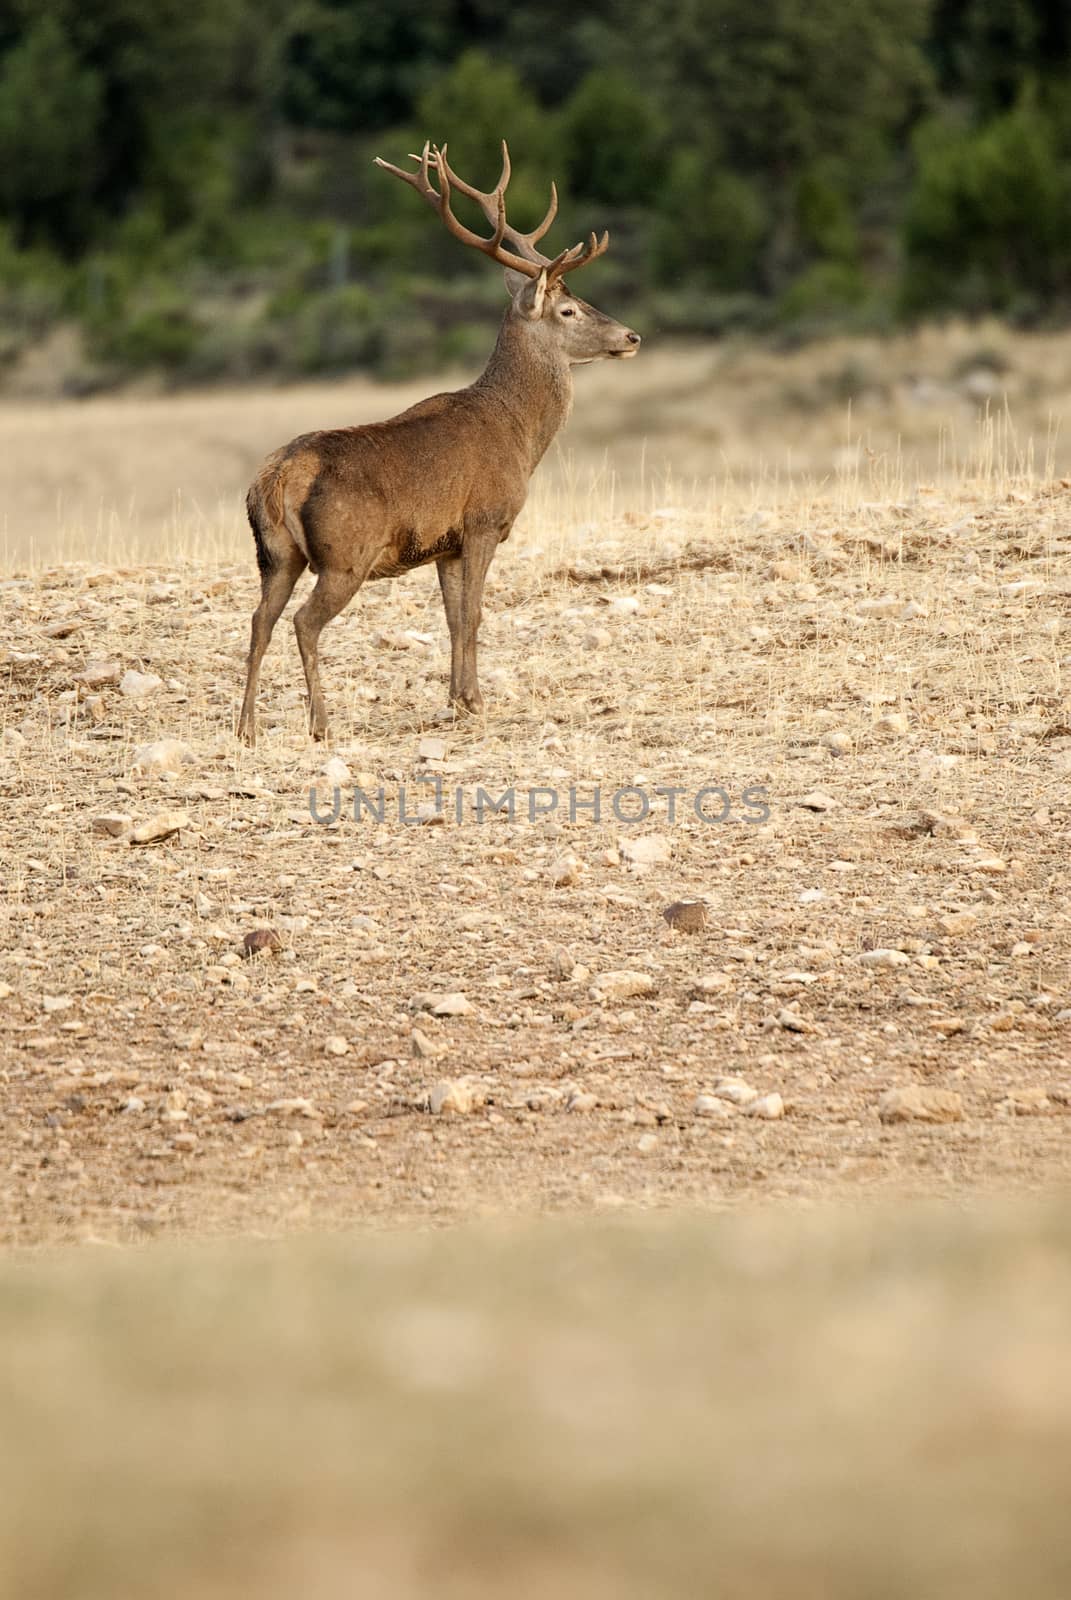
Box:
2, 1200, 1070, 1600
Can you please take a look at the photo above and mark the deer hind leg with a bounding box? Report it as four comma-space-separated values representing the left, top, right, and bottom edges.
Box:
237, 539, 307, 747
293, 562, 378, 741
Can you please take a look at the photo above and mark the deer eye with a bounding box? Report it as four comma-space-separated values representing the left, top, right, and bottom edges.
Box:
559, 305, 577, 317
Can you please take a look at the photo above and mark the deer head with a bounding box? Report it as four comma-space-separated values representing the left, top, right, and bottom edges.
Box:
374, 141, 641, 365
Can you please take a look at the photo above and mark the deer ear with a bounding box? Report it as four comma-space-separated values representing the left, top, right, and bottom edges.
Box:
507, 267, 547, 320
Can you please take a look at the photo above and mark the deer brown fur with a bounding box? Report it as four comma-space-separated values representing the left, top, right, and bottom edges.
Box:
237, 141, 640, 747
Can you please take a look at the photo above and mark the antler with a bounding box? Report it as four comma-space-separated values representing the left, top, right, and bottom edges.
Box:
373, 140, 610, 285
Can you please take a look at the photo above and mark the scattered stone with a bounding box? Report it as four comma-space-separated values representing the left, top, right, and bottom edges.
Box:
547, 853, 582, 887
589, 970, 655, 1004
663, 900, 709, 934
242, 928, 282, 958
821, 730, 852, 756
92, 812, 133, 837
796, 790, 837, 812
712, 1077, 758, 1107
130, 739, 195, 778
583, 627, 612, 651
411, 1027, 437, 1059
746, 1092, 785, 1120
432, 992, 472, 1018
636, 1132, 658, 1153
878, 1086, 963, 1124
267, 1097, 319, 1117
324, 1034, 350, 1057
690, 972, 731, 996
566, 1090, 598, 1113
973, 854, 1007, 874
858, 948, 911, 969
619, 833, 671, 868
939, 911, 979, 937
549, 946, 576, 980
418, 736, 447, 762
119, 669, 163, 699
857, 595, 901, 618
875, 712, 910, 736
998, 1087, 1050, 1115
768, 1008, 816, 1034
75, 659, 121, 689
128, 810, 189, 845
42, 995, 73, 1014
694, 1094, 732, 1120
321, 755, 352, 786
429, 1079, 474, 1115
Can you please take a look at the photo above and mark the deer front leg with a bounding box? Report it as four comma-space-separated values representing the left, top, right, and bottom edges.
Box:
454, 527, 505, 713
436, 555, 464, 705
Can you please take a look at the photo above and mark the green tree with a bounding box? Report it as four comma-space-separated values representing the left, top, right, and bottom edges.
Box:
0, 14, 102, 249
559, 69, 665, 206
902, 89, 1071, 314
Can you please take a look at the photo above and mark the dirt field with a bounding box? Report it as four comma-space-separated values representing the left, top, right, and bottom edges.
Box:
2, 365, 1070, 1243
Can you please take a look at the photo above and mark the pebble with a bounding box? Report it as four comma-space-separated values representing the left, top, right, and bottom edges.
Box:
875, 712, 910, 735
589, 970, 655, 1004
878, 1086, 963, 1124
119, 669, 163, 699
418, 736, 447, 762
128, 810, 189, 845
410, 1028, 437, 1058
796, 790, 837, 811
583, 627, 613, 651
267, 1097, 319, 1117
821, 730, 852, 756
242, 928, 281, 958
939, 911, 978, 937
690, 972, 731, 995
429, 1079, 474, 1115
746, 1092, 785, 1120
636, 1133, 658, 1153
75, 659, 121, 688
694, 1094, 732, 1120
998, 1087, 1050, 1115
324, 1035, 350, 1057
619, 833, 671, 868
566, 1091, 598, 1113
92, 812, 133, 837
430, 992, 472, 1018
130, 739, 195, 778
547, 853, 582, 887
858, 948, 911, 968
663, 900, 709, 933
712, 1077, 758, 1107
321, 755, 352, 786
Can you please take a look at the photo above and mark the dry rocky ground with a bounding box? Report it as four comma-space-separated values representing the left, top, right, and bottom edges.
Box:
2, 472, 1070, 1244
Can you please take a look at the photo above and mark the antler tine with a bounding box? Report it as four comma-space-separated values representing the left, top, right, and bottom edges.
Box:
545, 228, 611, 287
373, 140, 541, 278
439, 139, 559, 267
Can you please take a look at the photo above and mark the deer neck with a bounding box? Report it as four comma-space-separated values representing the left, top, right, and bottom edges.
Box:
474, 314, 574, 470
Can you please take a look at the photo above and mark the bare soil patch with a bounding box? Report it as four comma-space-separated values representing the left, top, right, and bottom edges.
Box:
2, 476, 1069, 1244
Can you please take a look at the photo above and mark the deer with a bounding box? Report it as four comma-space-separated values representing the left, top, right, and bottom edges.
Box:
236, 139, 640, 747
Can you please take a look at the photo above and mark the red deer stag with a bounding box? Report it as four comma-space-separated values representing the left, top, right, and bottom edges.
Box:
237, 140, 640, 746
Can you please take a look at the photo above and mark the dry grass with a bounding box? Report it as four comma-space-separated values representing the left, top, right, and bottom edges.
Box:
2, 329, 1070, 1595
2, 1201, 1071, 1600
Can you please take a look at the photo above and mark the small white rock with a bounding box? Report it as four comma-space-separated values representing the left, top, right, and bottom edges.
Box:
321, 755, 352, 786
324, 1034, 350, 1057
429, 1079, 474, 1115
130, 739, 195, 778
119, 669, 163, 699
746, 1092, 785, 1120
858, 948, 911, 968
713, 1078, 758, 1107
589, 970, 655, 1004
128, 810, 189, 844
430, 992, 472, 1017
694, 1094, 732, 1120
618, 833, 672, 868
